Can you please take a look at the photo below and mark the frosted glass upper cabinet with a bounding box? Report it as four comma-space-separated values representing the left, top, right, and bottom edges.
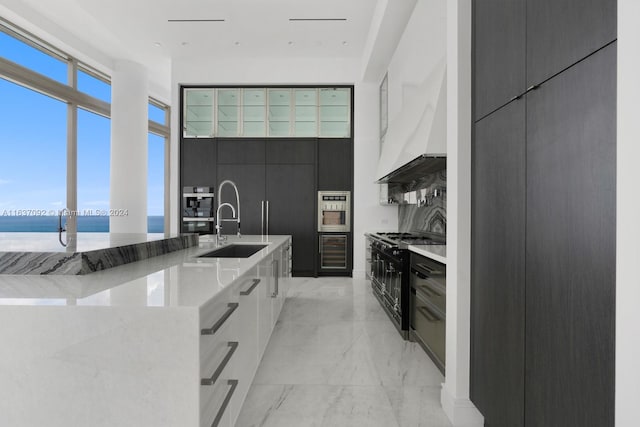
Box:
183, 89, 214, 137
243, 88, 266, 137
217, 89, 240, 137
268, 89, 291, 137
319, 88, 351, 137
294, 89, 317, 137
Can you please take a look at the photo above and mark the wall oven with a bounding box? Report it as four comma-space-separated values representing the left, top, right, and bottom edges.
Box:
318, 191, 350, 232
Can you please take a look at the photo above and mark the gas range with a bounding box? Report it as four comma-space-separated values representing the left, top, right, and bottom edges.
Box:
368, 232, 445, 250
366, 231, 445, 339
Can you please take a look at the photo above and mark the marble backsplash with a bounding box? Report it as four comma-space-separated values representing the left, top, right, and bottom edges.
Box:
390, 170, 446, 236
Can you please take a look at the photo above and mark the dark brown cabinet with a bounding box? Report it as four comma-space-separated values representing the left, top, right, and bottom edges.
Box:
215, 139, 317, 276
473, 0, 526, 120
181, 139, 217, 188
318, 138, 352, 191
472, 1, 616, 425
526, 0, 617, 87
473, 0, 617, 121
266, 164, 316, 275
471, 99, 526, 427
525, 43, 615, 427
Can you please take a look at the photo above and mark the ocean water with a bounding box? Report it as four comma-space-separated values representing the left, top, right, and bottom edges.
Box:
0, 216, 164, 233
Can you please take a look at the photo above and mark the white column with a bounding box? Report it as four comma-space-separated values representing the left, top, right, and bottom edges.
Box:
441, 0, 484, 426
617, 1, 640, 425
110, 60, 148, 233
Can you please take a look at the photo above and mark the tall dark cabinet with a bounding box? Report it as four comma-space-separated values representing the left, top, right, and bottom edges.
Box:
472, 1, 616, 426
216, 139, 317, 276
524, 45, 616, 427
472, 100, 526, 427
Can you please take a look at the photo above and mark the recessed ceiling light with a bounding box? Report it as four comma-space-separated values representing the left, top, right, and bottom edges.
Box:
288, 41, 294, 46
181, 41, 189, 46
234, 41, 240, 46
342, 41, 348, 46
153, 42, 162, 47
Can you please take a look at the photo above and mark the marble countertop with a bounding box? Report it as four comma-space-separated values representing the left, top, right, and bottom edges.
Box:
0, 232, 168, 252
408, 244, 446, 264
0, 232, 198, 275
0, 235, 289, 307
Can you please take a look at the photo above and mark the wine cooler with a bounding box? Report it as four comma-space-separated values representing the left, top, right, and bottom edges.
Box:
319, 234, 348, 270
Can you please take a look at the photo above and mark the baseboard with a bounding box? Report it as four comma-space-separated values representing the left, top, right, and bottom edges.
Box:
441, 385, 484, 427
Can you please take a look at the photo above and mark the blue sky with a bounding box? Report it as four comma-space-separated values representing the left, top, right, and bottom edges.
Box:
0, 31, 165, 216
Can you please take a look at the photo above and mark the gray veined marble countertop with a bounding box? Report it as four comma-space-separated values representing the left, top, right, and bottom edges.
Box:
408, 244, 446, 264
0, 234, 290, 308
0, 232, 198, 274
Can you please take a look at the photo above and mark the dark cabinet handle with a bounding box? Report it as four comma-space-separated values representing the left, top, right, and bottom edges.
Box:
240, 278, 261, 296
201, 303, 239, 335
201, 341, 239, 386
417, 306, 442, 323
210, 379, 239, 427
412, 269, 428, 280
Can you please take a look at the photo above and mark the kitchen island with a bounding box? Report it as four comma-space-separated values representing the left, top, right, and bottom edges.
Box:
0, 234, 292, 427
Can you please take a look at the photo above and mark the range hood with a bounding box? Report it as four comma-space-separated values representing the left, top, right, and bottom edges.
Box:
376, 154, 446, 184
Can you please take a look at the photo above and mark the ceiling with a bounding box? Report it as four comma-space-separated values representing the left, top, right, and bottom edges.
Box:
1, 0, 417, 98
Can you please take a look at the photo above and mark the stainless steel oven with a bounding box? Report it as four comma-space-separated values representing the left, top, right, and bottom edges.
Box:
318, 191, 350, 232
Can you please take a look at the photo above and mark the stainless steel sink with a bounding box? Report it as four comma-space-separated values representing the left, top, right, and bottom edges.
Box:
198, 244, 268, 258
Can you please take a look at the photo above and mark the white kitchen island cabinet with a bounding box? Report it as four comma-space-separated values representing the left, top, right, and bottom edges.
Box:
0, 235, 291, 427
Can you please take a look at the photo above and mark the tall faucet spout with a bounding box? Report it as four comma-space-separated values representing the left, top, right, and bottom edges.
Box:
217, 179, 241, 237
58, 208, 69, 247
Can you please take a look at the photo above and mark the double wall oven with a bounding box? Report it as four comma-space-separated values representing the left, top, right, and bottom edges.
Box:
367, 232, 445, 339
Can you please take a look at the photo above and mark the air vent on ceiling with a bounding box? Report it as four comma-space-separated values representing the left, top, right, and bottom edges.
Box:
288, 18, 347, 22
167, 19, 225, 22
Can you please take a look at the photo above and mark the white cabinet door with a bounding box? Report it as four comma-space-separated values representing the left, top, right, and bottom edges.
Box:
199, 287, 238, 427
231, 267, 260, 424
257, 253, 274, 360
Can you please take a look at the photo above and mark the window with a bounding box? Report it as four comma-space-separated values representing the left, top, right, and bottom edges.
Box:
148, 133, 165, 233
77, 108, 110, 231
0, 79, 66, 231
0, 19, 170, 233
0, 22, 67, 84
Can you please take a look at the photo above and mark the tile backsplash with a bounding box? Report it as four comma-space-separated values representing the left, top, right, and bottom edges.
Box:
389, 170, 446, 236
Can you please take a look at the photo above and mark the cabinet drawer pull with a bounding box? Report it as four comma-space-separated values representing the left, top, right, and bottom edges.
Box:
201, 341, 239, 386
211, 379, 238, 427
240, 278, 261, 296
417, 306, 442, 323
201, 303, 239, 335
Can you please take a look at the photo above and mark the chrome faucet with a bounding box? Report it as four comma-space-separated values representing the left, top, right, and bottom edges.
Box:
216, 203, 236, 245
217, 179, 241, 238
58, 208, 69, 247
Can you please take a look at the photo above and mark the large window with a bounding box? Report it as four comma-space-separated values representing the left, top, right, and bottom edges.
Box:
77, 108, 111, 232
0, 19, 170, 233
0, 79, 66, 231
148, 132, 165, 233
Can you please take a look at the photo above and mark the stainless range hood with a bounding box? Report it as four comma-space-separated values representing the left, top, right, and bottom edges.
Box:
376, 154, 446, 184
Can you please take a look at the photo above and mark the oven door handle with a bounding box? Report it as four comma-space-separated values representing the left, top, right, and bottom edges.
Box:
411, 269, 428, 280
417, 305, 442, 323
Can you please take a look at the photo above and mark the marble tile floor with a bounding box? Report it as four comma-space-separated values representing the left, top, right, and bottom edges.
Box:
235, 277, 453, 427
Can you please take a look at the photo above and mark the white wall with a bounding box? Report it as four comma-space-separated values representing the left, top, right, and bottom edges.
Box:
616, 1, 640, 425
441, 0, 483, 425
169, 57, 398, 276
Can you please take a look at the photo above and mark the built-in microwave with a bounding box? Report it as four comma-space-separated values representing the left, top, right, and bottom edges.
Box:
317, 191, 351, 232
